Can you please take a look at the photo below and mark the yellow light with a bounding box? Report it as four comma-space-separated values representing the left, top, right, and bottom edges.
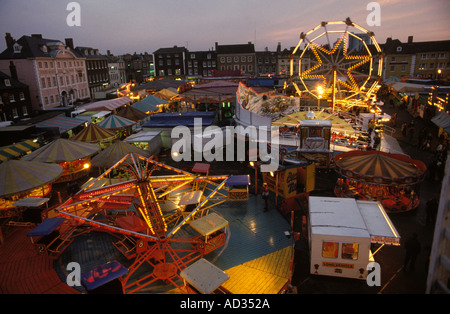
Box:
83, 163, 90, 169
249, 161, 255, 167
172, 151, 179, 158
270, 171, 275, 177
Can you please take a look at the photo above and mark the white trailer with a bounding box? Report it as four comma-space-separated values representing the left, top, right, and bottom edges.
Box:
308, 196, 400, 280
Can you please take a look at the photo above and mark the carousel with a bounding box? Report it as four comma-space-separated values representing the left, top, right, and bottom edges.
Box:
333, 150, 427, 213
0, 160, 62, 217
21, 138, 100, 183
97, 114, 137, 138
72, 122, 118, 148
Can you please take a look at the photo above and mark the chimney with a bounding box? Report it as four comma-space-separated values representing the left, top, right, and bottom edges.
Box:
9, 61, 17, 80
31, 34, 42, 39
65, 38, 74, 49
407, 36, 413, 44
5, 33, 15, 48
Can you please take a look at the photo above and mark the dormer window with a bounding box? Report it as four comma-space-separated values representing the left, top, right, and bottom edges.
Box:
13, 43, 21, 53
396, 46, 402, 52
4, 79, 11, 87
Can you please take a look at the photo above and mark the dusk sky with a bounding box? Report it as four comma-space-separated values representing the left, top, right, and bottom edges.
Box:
1, 0, 449, 55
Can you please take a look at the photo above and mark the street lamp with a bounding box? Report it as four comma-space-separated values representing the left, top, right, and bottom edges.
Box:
317, 85, 324, 108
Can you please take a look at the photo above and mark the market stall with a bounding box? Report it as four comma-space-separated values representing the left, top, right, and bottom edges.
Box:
333, 150, 426, 213
21, 138, 100, 182
97, 114, 137, 138
308, 196, 400, 280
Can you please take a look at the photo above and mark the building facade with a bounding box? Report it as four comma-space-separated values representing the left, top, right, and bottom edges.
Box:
255, 48, 277, 77
382, 36, 450, 81
0, 69, 32, 121
153, 46, 187, 79
215, 42, 256, 76
71, 41, 110, 96
186, 50, 217, 78
107, 52, 126, 88
0, 33, 90, 111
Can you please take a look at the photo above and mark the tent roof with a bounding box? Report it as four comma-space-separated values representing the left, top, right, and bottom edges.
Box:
131, 95, 166, 113
72, 123, 118, 143
431, 111, 450, 134
0, 160, 62, 197
91, 141, 150, 168
97, 114, 136, 129
22, 138, 100, 163
334, 150, 426, 185
153, 88, 178, 101
116, 105, 148, 121
79, 97, 132, 111
35, 115, 85, 134
143, 111, 216, 128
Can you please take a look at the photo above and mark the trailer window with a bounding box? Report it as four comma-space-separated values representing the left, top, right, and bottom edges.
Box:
322, 241, 339, 258
342, 243, 359, 260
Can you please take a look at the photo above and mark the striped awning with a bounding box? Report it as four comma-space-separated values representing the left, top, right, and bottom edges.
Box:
0, 160, 62, 197
72, 123, 118, 144
79, 97, 132, 111
97, 114, 136, 130
35, 115, 86, 134
0, 140, 40, 163
22, 138, 100, 163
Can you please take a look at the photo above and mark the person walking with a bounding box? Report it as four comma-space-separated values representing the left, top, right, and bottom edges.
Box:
261, 183, 270, 212
403, 233, 421, 272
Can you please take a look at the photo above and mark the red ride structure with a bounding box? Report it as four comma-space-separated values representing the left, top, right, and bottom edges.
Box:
54, 153, 243, 293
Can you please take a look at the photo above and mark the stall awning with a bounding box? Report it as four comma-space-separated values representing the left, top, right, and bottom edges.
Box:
225, 175, 250, 186
431, 111, 450, 134
0, 140, 40, 162
35, 115, 85, 134
27, 217, 65, 237
357, 200, 401, 245
79, 97, 132, 112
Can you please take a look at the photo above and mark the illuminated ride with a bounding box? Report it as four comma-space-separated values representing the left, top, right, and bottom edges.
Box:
290, 18, 383, 112
54, 153, 249, 293
333, 150, 427, 213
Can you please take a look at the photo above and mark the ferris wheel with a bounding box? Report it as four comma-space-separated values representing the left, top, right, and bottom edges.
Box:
290, 18, 383, 110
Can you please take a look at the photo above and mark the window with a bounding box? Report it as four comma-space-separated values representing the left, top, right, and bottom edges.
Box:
191, 53, 196, 59
341, 243, 359, 260
220, 57, 225, 63
390, 65, 395, 72
241, 56, 246, 62
13, 43, 21, 53
9, 94, 15, 102
41, 78, 46, 88
22, 105, 28, 116
322, 241, 339, 258
234, 57, 239, 62
227, 57, 232, 63
12, 107, 18, 118
19, 92, 25, 100
396, 46, 402, 52
248, 56, 253, 62
4, 79, 11, 87
421, 54, 427, 60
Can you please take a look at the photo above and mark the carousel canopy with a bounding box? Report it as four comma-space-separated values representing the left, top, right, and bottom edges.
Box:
116, 105, 148, 122
91, 140, 151, 169
334, 150, 427, 185
72, 123, 118, 144
21, 138, 100, 163
0, 160, 62, 197
97, 114, 136, 130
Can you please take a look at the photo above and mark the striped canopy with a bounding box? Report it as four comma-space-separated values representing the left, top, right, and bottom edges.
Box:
334, 150, 427, 185
97, 114, 136, 130
0, 140, 40, 163
0, 160, 62, 197
91, 140, 150, 169
21, 138, 100, 163
72, 123, 118, 144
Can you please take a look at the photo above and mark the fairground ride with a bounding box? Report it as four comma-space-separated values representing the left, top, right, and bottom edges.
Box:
290, 18, 384, 112
55, 153, 248, 293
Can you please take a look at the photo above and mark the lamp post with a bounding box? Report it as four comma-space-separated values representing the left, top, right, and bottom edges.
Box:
249, 161, 260, 195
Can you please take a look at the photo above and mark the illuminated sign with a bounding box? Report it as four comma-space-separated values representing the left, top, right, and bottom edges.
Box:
322, 262, 354, 269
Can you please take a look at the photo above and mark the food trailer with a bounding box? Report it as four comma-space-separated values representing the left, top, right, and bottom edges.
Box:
308, 196, 400, 280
